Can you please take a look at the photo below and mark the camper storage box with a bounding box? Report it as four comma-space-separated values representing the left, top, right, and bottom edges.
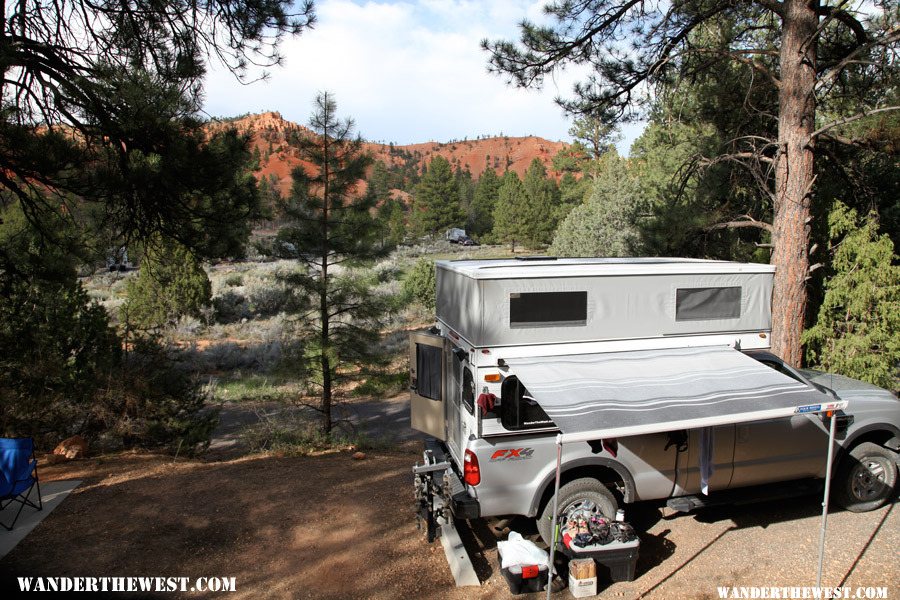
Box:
435, 258, 775, 347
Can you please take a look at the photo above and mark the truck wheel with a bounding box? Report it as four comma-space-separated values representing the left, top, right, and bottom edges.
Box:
537, 478, 618, 546
834, 442, 898, 513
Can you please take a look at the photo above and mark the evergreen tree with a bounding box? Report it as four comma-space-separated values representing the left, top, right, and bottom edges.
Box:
470, 167, 501, 237
121, 236, 212, 332
484, 0, 900, 366
493, 171, 527, 252
567, 117, 620, 179
376, 197, 407, 248
270, 93, 389, 436
456, 166, 476, 230
1, 0, 315, 267
367, 161, 394, 205
411, 156, 463, 237
520, 159, 559, 247
803, 202, 899, 389
550, 153, 643, 258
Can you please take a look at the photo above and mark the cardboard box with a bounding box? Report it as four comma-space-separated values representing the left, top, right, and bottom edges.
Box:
568, 573, 597, 598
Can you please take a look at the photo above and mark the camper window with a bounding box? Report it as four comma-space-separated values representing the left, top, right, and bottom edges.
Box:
509, 291, 587, 328
675, 286, 741, 321
416, 344, 442, 400
462, 367, 475, 414
500, 376, 554, 431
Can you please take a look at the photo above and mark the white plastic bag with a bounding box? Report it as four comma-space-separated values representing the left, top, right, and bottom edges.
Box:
497, 531, 549, 569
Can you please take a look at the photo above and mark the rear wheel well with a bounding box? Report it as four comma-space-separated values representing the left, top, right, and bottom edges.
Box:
536, 465, 626, 517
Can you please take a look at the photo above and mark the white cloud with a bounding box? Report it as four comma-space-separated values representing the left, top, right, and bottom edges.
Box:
202, 0, 643, 153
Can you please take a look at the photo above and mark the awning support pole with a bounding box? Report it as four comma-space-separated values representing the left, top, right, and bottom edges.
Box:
816, 412, 838, 587
546, 434, 563, 600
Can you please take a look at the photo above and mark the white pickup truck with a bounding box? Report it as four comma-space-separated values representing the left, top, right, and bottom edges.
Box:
410, 258, 899, 544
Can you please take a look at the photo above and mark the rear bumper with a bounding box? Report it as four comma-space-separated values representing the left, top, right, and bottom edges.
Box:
423, 438, 481, 520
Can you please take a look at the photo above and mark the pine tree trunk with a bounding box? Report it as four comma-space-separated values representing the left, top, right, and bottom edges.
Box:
771, 0, 818, 368
321, 105, 333, 436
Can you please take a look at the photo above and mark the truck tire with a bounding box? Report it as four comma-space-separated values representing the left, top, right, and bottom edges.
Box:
834, 442, 898, 513
537, 478, 618, 546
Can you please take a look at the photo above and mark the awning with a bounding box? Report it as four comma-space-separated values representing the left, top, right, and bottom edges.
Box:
504, 346, 846, 444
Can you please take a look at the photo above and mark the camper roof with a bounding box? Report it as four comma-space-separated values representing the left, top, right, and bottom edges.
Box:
438, 257, 774, 280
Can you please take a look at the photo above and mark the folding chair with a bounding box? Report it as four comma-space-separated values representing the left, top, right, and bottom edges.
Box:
0, 437, 42, 531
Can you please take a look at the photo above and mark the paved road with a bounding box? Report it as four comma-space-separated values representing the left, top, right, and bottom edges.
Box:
207, 393, 420, 456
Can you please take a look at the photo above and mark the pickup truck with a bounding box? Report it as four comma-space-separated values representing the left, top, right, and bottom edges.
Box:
410, 258, 899, 545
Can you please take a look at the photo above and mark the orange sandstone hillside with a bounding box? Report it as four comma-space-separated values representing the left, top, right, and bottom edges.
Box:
208, 112, 569, 197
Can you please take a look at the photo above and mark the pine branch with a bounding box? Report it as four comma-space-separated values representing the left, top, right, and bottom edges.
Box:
706, 214, 774, 234
808, 105, 900, 143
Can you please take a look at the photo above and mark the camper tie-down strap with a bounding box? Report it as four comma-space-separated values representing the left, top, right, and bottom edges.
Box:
504, 346, 836, 443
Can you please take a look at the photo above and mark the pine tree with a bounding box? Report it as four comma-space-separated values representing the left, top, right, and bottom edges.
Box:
493, 172, 527, 252
520, 159, 560, 247
484, 0, 900, 366
802, 202, 899, 389
470, 167, 501, 237
1, 1, 314, 266
456, 166, 476, 230
411, 156, 463, 237
550, 153, 643, 258
270, 93, 389, 436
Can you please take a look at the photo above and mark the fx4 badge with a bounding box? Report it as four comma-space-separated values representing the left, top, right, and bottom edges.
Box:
490, 448, 534, 461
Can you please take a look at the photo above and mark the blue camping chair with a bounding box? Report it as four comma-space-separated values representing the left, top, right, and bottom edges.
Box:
0, 438, 42, 531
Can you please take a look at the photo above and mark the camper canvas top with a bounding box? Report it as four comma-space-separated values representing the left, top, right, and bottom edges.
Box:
438, 257, 774, 280
435, 257, 775, 348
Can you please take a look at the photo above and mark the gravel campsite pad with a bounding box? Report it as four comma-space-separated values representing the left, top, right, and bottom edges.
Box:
1, 450, 897, 599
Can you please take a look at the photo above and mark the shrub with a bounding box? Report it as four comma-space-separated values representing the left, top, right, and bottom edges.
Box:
402, 257, 436, 311
213, 289, 250, 323
0, 276, 120, 441
121, 236, 212, 331
224, 272, 244, 287
95, 336, 218, 454
0, 279, 215, 453
246, 278, 291, 318
803, 202, 899, 389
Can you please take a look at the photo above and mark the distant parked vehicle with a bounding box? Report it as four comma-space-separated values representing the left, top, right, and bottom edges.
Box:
445, 228, 478, 246
446, 228, 467, 244
106, 246, 132, 272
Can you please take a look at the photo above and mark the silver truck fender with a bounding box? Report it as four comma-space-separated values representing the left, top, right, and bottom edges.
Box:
527, 457, 637, 517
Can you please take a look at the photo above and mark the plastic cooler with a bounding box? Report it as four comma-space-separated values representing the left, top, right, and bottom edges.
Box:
497, 546, 549, 594
560, 537, 640, 583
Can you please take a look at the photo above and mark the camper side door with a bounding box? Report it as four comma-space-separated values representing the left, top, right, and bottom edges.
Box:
409, 332, 449, 441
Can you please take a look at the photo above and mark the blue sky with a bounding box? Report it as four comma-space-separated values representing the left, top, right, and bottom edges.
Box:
202, 0, 645, 153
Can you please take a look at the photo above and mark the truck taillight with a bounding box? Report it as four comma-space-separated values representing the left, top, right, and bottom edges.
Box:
464, 449, 481, 486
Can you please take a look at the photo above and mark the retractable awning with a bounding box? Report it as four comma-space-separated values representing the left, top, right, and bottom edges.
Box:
504, 346, 846, 444
518, 345, 851, 598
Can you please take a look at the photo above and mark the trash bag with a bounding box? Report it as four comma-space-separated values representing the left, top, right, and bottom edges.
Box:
497, 531, 549, 569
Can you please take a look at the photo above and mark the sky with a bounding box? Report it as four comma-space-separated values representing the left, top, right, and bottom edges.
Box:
202, 0, 645, 154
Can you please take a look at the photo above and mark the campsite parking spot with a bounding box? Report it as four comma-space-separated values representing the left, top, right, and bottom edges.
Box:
0, 449, 896, 599
456, 492, 898, 599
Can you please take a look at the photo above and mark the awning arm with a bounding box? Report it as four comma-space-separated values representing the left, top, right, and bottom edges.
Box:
817, 411, 838, 587
545, 433, 563, 600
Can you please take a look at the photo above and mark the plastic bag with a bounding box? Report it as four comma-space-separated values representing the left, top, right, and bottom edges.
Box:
497, 531, 549, 569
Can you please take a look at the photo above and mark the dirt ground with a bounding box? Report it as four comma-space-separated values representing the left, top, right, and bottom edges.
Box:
1, 446, 897, 600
